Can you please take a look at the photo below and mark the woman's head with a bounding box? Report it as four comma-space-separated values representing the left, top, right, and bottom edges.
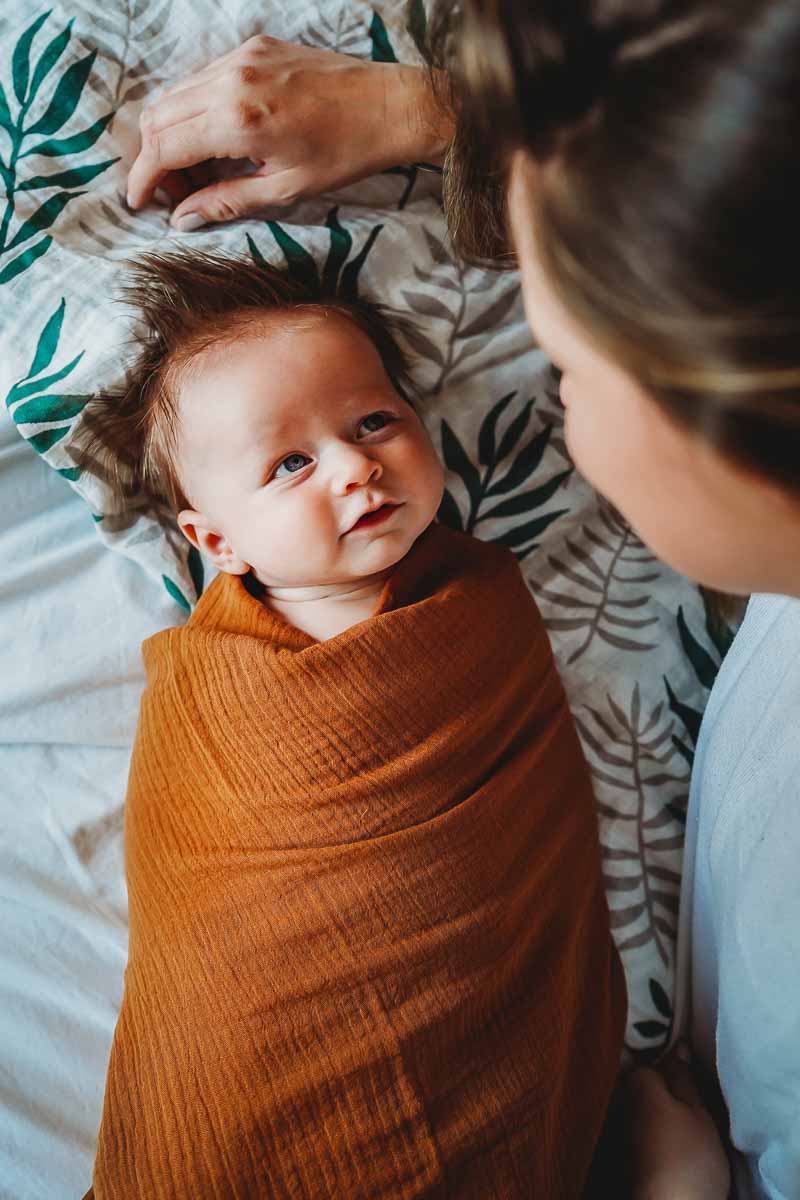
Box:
431, 0, 800, 593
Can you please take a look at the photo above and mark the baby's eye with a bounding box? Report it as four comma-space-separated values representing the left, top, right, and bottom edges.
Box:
357, 411, 395, 436
273, 452, 312, 479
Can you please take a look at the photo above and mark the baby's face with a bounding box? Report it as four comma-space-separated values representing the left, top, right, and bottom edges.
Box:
175, 312, 444, 589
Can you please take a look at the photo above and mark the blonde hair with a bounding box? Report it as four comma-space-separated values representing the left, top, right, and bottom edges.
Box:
426, 0, 800, 489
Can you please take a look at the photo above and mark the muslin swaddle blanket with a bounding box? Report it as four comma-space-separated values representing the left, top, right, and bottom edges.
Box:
88, 522, 626, 1198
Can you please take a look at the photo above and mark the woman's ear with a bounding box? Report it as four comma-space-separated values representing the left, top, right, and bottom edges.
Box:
177, 510, 250, 575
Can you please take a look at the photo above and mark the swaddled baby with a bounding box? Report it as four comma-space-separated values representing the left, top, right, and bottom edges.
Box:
85, 250, 625, 1199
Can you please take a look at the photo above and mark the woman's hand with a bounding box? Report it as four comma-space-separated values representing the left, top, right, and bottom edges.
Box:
628, 1045, 731, 1200
127, 36, 453, 231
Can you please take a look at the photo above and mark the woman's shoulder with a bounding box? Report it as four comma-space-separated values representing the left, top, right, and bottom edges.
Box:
692, 592, 800, 822
698, 593, 800, 749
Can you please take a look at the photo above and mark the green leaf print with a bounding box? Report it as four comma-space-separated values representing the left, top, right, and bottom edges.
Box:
339, 225, 382, 299
25, 295, 64, 377
22, 110, 114, 158
187, 545, 205, 603
477, 391, 516, 467
0, 13, 117, 283
4, 297, 88, 475
27, 49, 97, 136
663, 595, 739, 766
437, 397, 571, 559
28, 424, 70, 453
12, 392, 87, 424
18, 159, 118, 191
0, 80, 15, 136
369, 13, 398, 64
0, 233, 51, 283
321, 207, 352, 294
251, 208, 383, 301
27, 18, 73, 107
5, 189, 84, 250
368, 11, 420, 209
407, 0, 428, 51
265, 220, 320, 292
8, 349, 84, 404
676, 607, 718, 690
162, 575, 191, 613
12, 11, 51, 106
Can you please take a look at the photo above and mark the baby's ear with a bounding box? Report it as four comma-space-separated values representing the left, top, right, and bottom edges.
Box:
177, 510, 250, 575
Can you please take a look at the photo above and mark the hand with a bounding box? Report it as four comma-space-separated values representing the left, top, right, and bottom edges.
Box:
627, 1045, 731, 1200
127, 36, 453, 230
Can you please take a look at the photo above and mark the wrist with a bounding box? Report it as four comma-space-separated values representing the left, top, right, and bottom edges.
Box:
380, 64, 453, 167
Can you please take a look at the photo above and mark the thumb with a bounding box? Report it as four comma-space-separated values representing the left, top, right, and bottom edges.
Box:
169, 175, 290, 231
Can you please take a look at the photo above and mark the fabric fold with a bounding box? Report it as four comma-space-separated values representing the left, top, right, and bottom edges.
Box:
89, 523, 626, 1199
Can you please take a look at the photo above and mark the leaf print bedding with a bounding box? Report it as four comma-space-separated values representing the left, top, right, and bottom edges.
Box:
0, 3, 736, 1184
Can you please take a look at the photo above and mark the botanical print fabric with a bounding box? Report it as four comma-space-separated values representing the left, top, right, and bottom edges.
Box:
0, 0, 733, 1056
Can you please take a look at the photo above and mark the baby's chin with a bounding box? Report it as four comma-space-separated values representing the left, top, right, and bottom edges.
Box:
252, 517, 435, 591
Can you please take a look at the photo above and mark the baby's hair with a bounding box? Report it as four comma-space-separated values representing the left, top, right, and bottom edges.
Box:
84, 248, 418, 513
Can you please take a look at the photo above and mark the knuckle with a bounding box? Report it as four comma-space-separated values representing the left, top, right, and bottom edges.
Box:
248, 34, 277, 53
233, 100, 261, 131
142, 125, 161, 159
235, 63, 258, 89
209, 194, 242, 224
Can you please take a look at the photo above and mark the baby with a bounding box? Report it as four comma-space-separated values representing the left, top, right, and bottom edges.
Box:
84, 249, 625, 1200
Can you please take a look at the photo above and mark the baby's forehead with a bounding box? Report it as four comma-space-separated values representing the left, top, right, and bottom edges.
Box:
183, 305, 381, 383
174, 308, 391, 443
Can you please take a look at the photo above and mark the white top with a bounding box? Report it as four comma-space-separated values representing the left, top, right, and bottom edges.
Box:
674, 594, 800, 1200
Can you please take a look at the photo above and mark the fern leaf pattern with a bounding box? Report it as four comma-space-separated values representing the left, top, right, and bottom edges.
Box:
532, 500, 662, 663
301, 9, 368, 55
72, 0, 175, 109
577, 684, 689, 1053
403, 225, 525, 392
0, 0, 726, 1050
4, 296, 87, 470
246, 205, 383, 299
0, 11, 118, 283
436, 389, 571, 560
664, 592, 740, 766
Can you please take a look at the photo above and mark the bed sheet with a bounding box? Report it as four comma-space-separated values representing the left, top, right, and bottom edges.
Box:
0, 401, 172, 1199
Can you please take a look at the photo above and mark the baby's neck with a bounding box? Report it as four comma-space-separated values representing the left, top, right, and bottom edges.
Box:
259, 571, 393, 642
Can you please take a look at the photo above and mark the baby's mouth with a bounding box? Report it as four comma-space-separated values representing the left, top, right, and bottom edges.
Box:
347, 502, 402, 533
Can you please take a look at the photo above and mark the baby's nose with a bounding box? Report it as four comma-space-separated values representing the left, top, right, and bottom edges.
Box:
330, 445, 382, 494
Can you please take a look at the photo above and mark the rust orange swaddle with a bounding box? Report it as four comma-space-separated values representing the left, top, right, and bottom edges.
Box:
89, 523, 626, 1199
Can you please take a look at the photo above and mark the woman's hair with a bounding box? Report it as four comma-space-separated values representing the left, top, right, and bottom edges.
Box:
426, 0, 800, 491
83, 249, 416, 512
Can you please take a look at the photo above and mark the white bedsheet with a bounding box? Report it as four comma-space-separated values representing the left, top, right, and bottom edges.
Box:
0, 400, 176, 1199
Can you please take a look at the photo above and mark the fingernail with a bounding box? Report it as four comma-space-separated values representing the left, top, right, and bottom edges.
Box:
174, 212, 205, 233
153, 187, 171, 207
676, 1041, 692, 1063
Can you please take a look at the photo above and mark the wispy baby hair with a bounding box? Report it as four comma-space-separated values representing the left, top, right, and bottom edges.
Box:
86, 247, 417, 513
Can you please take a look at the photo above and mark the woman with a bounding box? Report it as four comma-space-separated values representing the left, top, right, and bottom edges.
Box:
128, 3, 800, 1197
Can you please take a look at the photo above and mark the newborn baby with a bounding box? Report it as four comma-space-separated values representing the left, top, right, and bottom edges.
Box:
85, 250, 625, 1199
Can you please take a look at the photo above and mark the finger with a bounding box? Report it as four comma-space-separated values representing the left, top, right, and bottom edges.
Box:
153, 170, 193, 207
155, 46, 240, 101
127, 113, 213, 209
127, 85, 212, 208
170, 175, 293, 230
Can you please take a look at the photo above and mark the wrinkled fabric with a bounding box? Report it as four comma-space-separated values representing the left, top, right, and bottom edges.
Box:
89, 523, 625, 1199
674, 594, 800, 1200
